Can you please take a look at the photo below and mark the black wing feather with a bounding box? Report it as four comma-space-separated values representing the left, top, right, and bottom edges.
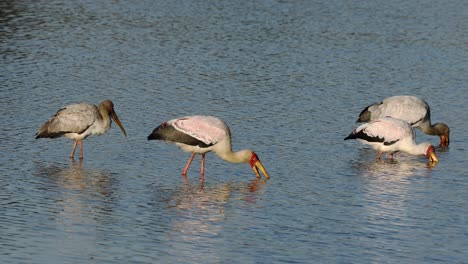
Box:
344, 129, 399, 145
147, 123, 213, 148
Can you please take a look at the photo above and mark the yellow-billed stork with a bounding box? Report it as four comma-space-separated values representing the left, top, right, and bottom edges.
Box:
147, 115, 270, 179
36, 100, 127, 159
356, 95, 450, 147
345, 116, 439, 163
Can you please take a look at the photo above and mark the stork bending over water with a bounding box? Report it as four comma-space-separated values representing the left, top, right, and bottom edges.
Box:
147, 115, 270, 180
356, 95, 450, 147
36, 100, 127, 159
345, 116, 439, 164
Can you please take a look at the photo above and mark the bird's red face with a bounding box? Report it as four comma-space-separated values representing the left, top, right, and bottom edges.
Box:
435, 123, 450, 147
426, 145, 439, 164
440, 134, 449, 147
249, 152, 270, 179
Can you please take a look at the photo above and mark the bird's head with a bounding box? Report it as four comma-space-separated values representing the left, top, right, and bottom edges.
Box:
434, 123, 450, 147
248, 151, 270, 179
426, 145, 439, 164
101, 100, 127, 137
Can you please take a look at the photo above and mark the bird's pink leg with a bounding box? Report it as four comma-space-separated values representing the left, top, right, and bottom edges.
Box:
376, 151, 383, 159
70, 140, 78, 159
79, 140, 84, 159
200, 153, 205, 178
182, 153, 196, 175
181, 174, 189, 185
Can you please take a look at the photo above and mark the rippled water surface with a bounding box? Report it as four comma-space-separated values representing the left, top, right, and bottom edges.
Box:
1, 0, 467, 263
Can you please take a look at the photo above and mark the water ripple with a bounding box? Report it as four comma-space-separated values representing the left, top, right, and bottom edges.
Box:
1, 0, 468, 263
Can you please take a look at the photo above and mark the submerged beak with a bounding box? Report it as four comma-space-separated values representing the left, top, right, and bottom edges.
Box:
249, 153, 270, 179
428, 150, 439, 164
426, 145, 439, 166
440, 134, 449, 147
111, 110, 127, 137
427, 152, 439, 168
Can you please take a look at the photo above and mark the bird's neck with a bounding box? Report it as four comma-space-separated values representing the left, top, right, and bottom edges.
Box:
401, 141, 430, 156
217, 149, 251, 164
418, 121, 439, 136
98, 107, 111, 124
421, 123, 443, 136
213, 139, 250, 164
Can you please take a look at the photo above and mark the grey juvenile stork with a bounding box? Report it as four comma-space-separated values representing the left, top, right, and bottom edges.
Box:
36, 100, 127, 159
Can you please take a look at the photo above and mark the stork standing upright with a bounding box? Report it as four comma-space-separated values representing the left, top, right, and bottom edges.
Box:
345, 116, 439, 163
36, 100, 127, 159
356, 95, 450, 146
147, 115, 270, 180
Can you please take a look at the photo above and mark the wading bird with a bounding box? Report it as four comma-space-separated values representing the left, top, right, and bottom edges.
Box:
356, 95, 450, 146
345, 116, 439, 164
36, 100, 127, 159
147, 115, 270, 180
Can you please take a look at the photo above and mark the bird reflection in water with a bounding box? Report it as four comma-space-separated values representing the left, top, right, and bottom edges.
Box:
34, 160, 114, 226
161, 176, 268, 260
36, 160, 112, 193
168, 175, 267, 217
182, 172, 269, 193
351, 148, 436, 179
349, 150, 437, 237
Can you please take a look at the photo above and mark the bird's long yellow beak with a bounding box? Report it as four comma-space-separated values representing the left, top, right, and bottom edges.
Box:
440, 134, 449, 147
428, 151, 439, 164
250, 152, 270, 179
111, 111, 127, 137
426, 145, 439, 164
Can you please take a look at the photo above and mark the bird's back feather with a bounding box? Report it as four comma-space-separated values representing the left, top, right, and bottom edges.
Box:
147, 122, 213, 148
345, 117, 413, 145
36, 103, 99, 139
357, 96, 430, 127
172, 116, 228, 146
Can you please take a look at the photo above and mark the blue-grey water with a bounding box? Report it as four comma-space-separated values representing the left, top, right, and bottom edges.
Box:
1, 0, 467, 263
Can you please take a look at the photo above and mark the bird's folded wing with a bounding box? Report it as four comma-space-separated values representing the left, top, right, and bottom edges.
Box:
173, 116, 227, 145
46, 104, 98, 134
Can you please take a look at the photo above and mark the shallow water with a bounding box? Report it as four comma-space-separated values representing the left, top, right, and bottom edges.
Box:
1, 0, 467, 263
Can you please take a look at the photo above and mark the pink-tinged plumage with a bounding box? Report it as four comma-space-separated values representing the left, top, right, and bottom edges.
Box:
345, 117, 439, 164
148, 115, 270, 180
36, 100, 127, 159
171, 116, 228, 150
357, 95, 450, 146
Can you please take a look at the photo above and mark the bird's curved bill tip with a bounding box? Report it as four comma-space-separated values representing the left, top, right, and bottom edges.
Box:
428, 151, 439, 164
440, 135, 449, 147
251, 159, 270, 179
112, 112, 127, 137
